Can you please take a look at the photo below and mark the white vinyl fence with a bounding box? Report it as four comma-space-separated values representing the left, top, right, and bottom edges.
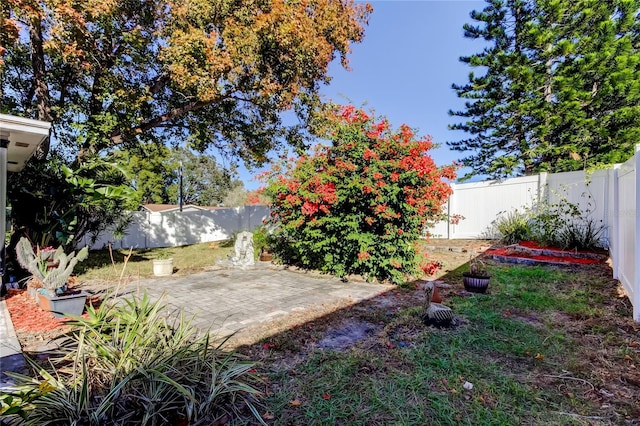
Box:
428, 146, 639, 322
610, 146, 640, 322
429, 169, 614, 242
81, 205, 270, 250
84, 149, 640, 321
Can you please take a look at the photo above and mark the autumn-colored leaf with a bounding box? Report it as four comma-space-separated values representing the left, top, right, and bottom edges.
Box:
322, 393, 331, 400
624, 355, 633, 361
534, 353, 544, 360
289, 399, 302, 407
263, 412, 275, 420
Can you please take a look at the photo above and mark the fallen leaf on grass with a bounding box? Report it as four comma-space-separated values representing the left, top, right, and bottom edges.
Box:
322, 393, 331, 400
534, 353, 544, 360
289, 399, 302, 407
263, 412, 275, 420
624, 355, 633, 361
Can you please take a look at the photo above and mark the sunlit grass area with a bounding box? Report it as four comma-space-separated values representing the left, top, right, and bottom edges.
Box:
75, 241, 235, 283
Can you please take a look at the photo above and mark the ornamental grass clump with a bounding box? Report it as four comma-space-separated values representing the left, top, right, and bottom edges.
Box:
1, 293, 264, 425
260, 105, 455, 284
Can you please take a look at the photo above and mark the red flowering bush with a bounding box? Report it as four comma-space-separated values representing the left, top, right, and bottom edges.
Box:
259, 105, 455, 284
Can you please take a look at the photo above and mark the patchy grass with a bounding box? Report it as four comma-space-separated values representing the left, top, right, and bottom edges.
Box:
75, 241, 234, 280
239, 259, 640, 425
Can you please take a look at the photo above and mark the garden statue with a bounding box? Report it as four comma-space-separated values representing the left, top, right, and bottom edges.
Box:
422, 281, 453, 327
230, 231, 255, 268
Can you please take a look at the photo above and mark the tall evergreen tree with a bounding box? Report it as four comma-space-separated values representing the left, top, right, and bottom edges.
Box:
449, 0, 640, 180
448, 0, 538, 180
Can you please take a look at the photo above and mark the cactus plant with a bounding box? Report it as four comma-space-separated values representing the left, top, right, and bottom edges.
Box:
16, 237, 89, 297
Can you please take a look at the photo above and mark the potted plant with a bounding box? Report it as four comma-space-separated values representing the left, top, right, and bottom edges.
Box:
252, 225, 274, 262
462, 255, 491, 293
152, 251, 174, 276
15, 237, 89, 317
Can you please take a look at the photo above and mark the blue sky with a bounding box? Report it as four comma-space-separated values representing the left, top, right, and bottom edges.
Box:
241, 0, 486, 190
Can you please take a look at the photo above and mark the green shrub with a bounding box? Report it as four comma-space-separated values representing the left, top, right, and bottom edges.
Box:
1, 293, 264, 425
251, 225, 274, 259
259, 105, 456, 284
494, 187, 607, 250
493, 209, 531, 244
527, 199, 580, 247
557, 218, 607, 251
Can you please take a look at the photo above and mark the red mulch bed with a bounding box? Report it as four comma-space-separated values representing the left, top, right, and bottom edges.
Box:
486, 247, 602, 264
4, 290, 72, 333
518, 240, 608, 255
485, 241, 608, 265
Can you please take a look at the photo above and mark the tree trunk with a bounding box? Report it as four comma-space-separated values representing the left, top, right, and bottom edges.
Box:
29, 14, 52, 161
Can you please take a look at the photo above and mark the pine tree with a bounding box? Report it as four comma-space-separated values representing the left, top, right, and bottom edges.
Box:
448, 0, 539, 180
449, 0, 640, 179
549, 0, 640, 170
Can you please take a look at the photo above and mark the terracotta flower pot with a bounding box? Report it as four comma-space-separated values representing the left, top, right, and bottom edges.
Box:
431, 283, 443, 303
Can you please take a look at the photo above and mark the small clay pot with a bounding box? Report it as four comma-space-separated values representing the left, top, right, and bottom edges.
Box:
259, 247, 273, 262
431, 283, 443, 303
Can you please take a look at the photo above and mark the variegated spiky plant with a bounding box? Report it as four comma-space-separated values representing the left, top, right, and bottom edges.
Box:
16, 237, 89, 296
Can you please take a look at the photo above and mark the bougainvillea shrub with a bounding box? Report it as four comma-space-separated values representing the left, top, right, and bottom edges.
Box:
260, 105, 456, 284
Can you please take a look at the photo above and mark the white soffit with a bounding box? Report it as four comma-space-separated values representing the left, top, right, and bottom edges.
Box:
0, 113, 52, 172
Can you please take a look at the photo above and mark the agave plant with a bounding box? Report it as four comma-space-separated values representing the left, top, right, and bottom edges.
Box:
15, 237, 89, 296
1, 292, 265, 425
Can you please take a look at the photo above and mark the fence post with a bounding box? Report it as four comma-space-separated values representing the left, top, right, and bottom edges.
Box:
609, 165, 620, 280
611, 167, 620, 280
537, 172, 548, 209
448, 183, 456, 239
634, 145, 640, 322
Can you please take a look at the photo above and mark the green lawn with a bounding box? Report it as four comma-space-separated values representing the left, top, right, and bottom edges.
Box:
75, 241, 235, 284
239, 261, 640, 425
72, 243, 640, 424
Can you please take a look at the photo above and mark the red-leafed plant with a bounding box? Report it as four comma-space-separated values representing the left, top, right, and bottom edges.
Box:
259, 105, 456, 284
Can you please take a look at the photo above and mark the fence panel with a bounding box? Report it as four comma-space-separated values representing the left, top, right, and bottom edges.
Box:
544, 169, 611, 246
428, 175, 541, 239
83, 206, 270, 250
615, 148, 639, 321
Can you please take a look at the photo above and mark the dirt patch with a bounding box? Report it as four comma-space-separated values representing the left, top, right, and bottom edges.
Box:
316, 319, 380, 351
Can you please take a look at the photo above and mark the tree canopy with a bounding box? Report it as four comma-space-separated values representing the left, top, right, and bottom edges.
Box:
110, 145, 243, 209
449, 0, 640, 180
1, 0, 371, 165
1, 0, 371, 247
